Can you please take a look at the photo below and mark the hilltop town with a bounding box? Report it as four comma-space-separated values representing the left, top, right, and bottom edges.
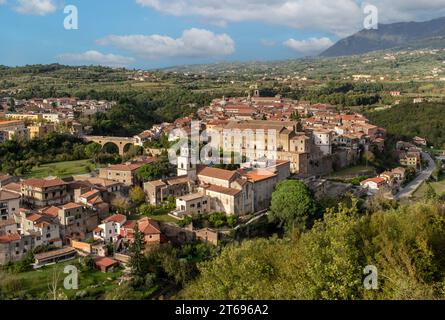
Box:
0, 81, 441, 300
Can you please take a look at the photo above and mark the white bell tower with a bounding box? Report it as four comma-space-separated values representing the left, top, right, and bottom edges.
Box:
177, 146, 197, 181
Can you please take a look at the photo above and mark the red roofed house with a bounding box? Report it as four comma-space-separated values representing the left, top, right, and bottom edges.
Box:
0, 189, 20, 221
137, 217, 161, 245
15, 210, 62, 248
77, 188, 110, 218
94, 256, 119, 273
21, 178, 69, 207
121, 217, 162, 246
38, 203, 99, 244
93, 214, 127, 243
361, 177, 387, 193
0, 233, 34, 265
99, 158, 155, 186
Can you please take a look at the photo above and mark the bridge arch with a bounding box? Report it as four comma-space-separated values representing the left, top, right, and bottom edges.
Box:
84, 136, 138, 156
123, 143, 134, 154
102, 142, 120, 154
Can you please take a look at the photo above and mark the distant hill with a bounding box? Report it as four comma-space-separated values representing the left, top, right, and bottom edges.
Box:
321, 16, 445, 57
366, 102, 445, 147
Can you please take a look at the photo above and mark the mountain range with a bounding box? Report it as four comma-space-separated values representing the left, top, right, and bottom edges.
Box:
321, 16, 445, 57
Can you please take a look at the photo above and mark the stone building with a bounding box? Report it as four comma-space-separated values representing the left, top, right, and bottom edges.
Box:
21, 178, 69, 208
0, 190, 20, 221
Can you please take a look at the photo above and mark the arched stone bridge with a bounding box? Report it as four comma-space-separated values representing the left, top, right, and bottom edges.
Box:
83, 136, 137, 156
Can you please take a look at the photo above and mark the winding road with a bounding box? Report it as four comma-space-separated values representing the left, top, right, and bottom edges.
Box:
394, 152, 436, 200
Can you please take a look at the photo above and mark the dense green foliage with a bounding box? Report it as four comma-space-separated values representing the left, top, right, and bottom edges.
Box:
135, 156, 175, 182
367, 102, 445, 147
0, 133, 88, 175
81, 90, 211, 136
180, 212, 238, 229
180, 200, 445, 300
269, 180, 317, 231
107, 241, 217, 299
128, 225, 147, 279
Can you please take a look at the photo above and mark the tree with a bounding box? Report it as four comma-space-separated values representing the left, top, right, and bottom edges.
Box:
431, 161, 443, 182
47, 266, 62, 300
85, 142, 102, 160
295, 202, 363, 299
123, 145, 143, 162
136, 157, 174, 182
362, 151, 375, 167
269, 180, 317, 232
128, 224, 147, 279
139, 203, 155, 216
111, 196, 131, 214
129, 186, 146, 206
181, 201, 445, 300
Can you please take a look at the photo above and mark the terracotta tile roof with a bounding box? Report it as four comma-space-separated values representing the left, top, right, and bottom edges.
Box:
94, 257, 119, 268
197, 166, 238, 181
86, 178, 121, 187
178, 192, 205, 201
0, 190, 21, 201
0, 218, 16, 228
80, 189, 100, 199
243, 171, 277, 182
23, 178, 66, 188
166, 176, 190, 185
138, 217, 161, 235
2, 182, 21, 194
205, 184, 242, 196
27, 213, 43, 222
103, 214, 126, 224
106, 161, 148, 172
88, 195, 104, 205
40, 206, 60, 217
35, 247, 76, 260
0, 174, 14, 182
362, 177, 386, 185
61, 202, 83, 210
147, 180, 167, 187
0, 233, 21, 243
35, 221, 52, 228
224, 120, 295, 131
122, 220, 136, 229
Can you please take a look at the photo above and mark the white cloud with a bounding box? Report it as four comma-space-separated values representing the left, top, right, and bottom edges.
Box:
57, 50, 135, 67
371, 0, 445, 23
283, 37, 334, 55
97, 28, 235, 59
14, 0, 56, 15
137, 0, 445, 37
136, 0, 363, 36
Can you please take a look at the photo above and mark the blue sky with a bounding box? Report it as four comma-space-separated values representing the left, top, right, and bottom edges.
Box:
1, 0, 445, 69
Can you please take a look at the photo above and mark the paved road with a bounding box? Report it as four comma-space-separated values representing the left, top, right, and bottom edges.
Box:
234, 210, 268, 230
394, 152, 436, 200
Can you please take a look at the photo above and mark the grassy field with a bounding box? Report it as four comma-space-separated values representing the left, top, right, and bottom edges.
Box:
25, 159, 98, 178
326, 165, 376, 180
128, 212, 178, 224
1, 260, 123, 300
412, 177, 445, 199
150, 214, 178, 223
